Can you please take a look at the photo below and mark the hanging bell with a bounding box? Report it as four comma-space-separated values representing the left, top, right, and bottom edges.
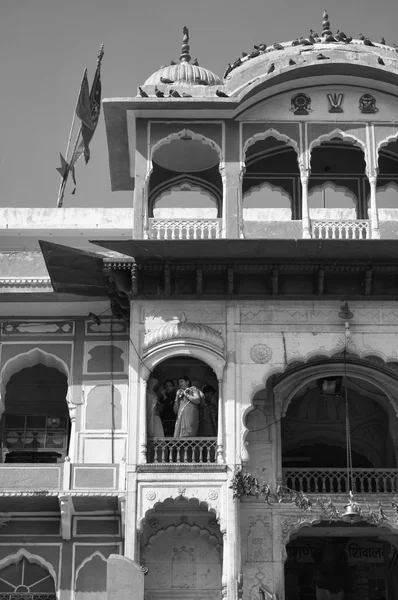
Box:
338, 301, 354, 321
341, 500, 363, 523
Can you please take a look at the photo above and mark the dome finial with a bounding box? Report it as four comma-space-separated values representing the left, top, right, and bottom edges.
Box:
180, 26, 191, 63
322, 9, 332, 37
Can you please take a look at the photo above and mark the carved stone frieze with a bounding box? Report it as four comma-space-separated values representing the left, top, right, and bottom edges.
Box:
2, 321, 74, 335
143, 319, 224, 353
247, 514, 272, 562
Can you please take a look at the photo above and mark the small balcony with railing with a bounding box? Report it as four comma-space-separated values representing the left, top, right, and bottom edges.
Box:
281, 375, 397, 499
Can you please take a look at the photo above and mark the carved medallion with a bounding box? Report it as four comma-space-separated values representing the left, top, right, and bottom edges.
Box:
359, 93, 378, 114
290, 92, 312, 115
327, 93, 344, 113
146, 490, 156, 501
208, 490, 219, 500
149, 518, 159, 528
250, 344, 272, 364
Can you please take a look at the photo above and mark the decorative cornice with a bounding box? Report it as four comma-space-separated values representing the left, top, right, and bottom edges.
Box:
0, 277, 53, 290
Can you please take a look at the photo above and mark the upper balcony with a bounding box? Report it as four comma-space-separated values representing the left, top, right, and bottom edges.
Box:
139, 133, 398, 242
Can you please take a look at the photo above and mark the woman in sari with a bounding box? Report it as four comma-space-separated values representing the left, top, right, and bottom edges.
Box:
173, 376, 203, 438
146, 376, 164, 438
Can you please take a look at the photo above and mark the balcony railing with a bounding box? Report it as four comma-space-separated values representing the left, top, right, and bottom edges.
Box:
312, 219, 370, 239
148, 218, 222, 240
283, 468, 398, 494
147, 437, 217, 464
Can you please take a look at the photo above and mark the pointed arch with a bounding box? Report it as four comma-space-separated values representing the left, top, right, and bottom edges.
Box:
0, 549, 57, 587
139, 494, 222, 533
142, 344, 225, 381
0, 348, 70, 414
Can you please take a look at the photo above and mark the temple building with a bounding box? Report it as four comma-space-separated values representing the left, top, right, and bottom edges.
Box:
2, 10, 398, 599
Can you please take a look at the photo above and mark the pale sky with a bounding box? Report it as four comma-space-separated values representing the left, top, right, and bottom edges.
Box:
0, 0, 397, 209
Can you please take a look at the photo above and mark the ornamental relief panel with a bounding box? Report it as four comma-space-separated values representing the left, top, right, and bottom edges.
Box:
143, 306, 226, 327
137, 484, 224, 529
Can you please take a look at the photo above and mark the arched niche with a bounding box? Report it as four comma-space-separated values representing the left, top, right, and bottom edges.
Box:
0, 347, 70, 414
151, 129, 223, 168
75, 552, 107, 600
243, 182, 292, 221
309, 129, 368, 168
242, 129, 300, 164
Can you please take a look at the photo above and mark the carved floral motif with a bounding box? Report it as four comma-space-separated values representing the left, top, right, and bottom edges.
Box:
290, 93, 312, 115
250, 344, 272, 364
146, 490, 156, 501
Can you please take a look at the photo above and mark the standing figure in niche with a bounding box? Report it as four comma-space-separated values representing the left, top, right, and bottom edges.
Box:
146, 377, 164, 437
199, 385, 218, 437
173, 376, 203, 438
159, 379, 177, 436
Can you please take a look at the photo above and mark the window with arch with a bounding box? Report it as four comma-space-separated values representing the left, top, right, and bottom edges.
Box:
151, 181, 219, 219
2, 363, 70, 464
242, 134, 300, 220
0, 555, 56, 599
308, 182, 358, 219
146, 356, 219, 464
243, 181, 292, 221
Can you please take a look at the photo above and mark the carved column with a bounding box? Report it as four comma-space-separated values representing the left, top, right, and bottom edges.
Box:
139, 374, 149, 464
367, 169, 380, 239
300, 169, 311, 239
224, 492, 241, 600
221, 163, 245, 239
68, 405, 77, 462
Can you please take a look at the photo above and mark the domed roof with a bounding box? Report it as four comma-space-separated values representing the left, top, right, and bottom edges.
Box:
223, 10, 398, 89
143, 27, 221, 87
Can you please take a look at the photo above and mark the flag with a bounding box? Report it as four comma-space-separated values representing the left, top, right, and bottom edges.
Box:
76, 69, 93, 131
74, 45, 104, 165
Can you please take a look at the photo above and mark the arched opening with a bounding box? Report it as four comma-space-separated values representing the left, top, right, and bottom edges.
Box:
147, 356, 219, 464
376, 138, 398, 220
149, 133, 223, 240
285, 525, 397, 599
142, 497, 222, 600
0, 555, 56, 598
309, 137, 366, 223
281, 376, 395, 494
242, 135, 300, 221
2, 364, 70, 463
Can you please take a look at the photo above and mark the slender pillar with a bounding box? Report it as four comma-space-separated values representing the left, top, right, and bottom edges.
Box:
139, 375, 148, 464
133, 120, 149, 239
217, 378, 224, 463
300, 171, 311, 239
221, 163, 244, 238
368, 172, 380, 238
224, 489, 241, 600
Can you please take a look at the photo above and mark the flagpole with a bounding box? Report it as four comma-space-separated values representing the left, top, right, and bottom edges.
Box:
57, 130, 82, 208
56, 68, 87, 208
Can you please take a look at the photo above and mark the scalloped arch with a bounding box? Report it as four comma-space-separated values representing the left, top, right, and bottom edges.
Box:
139, 494, 222, 532
377, 133, 398, 159
145, 521, 221, 549
308, 181, 358, 209
75, 551, 107, 582
150, 175, 222, 207
243, 129, 300, 163
151, 129, 223, 163
0, 348, 70, 415
0, 548, 57, 587
241, 352, 398, 463
309, 129, 368, 171
243, 181, 292, 207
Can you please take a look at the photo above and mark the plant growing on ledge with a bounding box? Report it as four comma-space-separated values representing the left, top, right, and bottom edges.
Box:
230, 468, 271, 502
276, 484, 312, 511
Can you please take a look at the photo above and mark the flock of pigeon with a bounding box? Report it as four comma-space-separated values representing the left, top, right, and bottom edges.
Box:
137, 25, 397, 100
223, 32, 396, 79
